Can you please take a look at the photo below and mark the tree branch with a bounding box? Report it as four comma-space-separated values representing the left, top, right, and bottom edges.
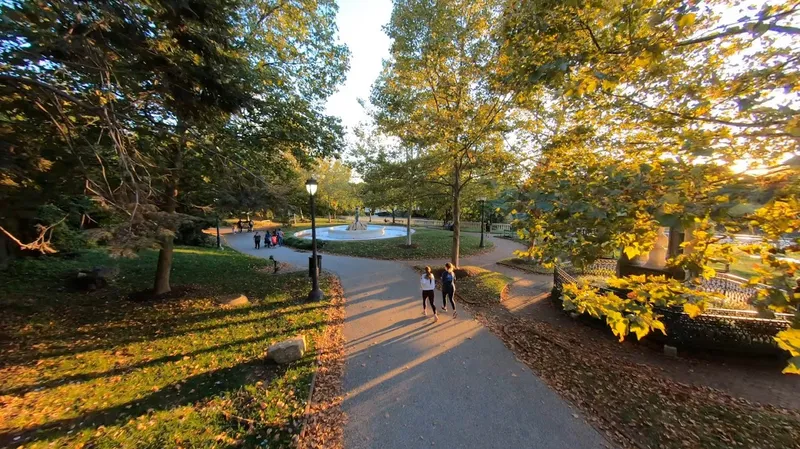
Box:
0, 75, 99, 111
610, 93, 787, 128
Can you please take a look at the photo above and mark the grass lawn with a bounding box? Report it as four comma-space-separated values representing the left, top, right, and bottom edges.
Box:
710, 249, 799, 280
285, 227, 492, 260
0, 247, 338, 448
415, 265, 512, 306
497, 257, 553, 274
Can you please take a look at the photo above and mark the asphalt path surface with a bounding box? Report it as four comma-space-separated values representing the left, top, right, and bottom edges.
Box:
226, 232, 610, 449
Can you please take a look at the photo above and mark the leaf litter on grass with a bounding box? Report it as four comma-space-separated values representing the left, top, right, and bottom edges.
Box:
463, 301, 800, 449
298, 277, 347, 449
0, 247, 342, 449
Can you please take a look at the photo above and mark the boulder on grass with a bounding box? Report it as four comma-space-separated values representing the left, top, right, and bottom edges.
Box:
71, 266, 119, 291
215, 294, 250, 307
267, 336, 306, 364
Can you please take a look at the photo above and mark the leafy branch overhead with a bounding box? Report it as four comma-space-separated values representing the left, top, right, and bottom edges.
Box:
494, 0, 799, 372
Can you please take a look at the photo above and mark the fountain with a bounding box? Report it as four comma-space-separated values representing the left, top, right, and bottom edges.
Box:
293, 206, 414, 241
346, 207, 368, 231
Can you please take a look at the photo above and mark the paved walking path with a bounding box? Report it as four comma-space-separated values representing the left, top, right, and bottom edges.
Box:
226, 232, 609, 449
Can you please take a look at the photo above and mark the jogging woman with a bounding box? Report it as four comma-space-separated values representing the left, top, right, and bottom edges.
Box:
441, 263, 457, 318
420, 266, 437, 322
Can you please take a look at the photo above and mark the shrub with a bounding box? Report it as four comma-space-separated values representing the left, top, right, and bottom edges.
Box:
175, 217, 216, 247
283, 236, 326, 251
36, 204, 88, 254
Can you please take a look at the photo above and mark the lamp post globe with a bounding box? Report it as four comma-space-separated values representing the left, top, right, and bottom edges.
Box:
306, 178, 323, 301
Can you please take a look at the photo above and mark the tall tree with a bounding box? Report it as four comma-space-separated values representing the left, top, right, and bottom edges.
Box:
352, 127, 430, 245
315, 159, 360, 221
371, 0, 517, 266
1, 0, 348, 293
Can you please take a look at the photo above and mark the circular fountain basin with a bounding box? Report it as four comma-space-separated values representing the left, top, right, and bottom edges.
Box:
293, 225, 414, 241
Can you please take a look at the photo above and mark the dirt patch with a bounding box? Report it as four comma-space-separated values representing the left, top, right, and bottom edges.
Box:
298, 276, 346, 449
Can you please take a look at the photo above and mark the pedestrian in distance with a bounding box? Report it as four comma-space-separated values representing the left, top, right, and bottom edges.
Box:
277, 228, 284, 246
264, 229, 273, 248
248, 219, 254, 232
420, 266, 438, 322
237, 219, 243, 234
253, 231, 261, 249
441, 262, 457, 318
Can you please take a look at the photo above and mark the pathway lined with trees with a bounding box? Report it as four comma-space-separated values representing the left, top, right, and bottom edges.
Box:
225, 232, 609, 449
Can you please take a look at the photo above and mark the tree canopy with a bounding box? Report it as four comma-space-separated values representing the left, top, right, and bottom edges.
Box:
494, 0, 799, 372
371, 0, 521, 266
0, 0, 349, 291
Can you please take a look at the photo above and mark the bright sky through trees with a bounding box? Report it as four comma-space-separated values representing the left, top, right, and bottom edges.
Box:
324, 0, 392, 136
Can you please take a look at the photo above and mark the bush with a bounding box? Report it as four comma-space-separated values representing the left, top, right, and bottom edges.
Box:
36, 204, 88, 254
283, 236, 326, 251
175, 217, 216, 247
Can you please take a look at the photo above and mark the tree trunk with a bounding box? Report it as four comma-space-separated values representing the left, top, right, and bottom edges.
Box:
154, 238, 174, 294
406, 199, 412, 246
451, 167, 461, 267
153, 129, 185, 295
392, 208, 396, 224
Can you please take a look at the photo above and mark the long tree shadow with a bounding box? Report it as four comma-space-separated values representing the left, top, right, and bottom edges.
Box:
1, 301, 330, 365
0, 354, 316, 447
0, 320, 324, 397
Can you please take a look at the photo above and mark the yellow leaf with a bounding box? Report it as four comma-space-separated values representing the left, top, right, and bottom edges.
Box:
775, 328, 800, 356
630, 320, 649, 340
782, 356, 800, 374
677, 13, 696, 28
683, 302, 703, 318
624, 246, 639, 259
610, 318, 629, 342
651, 319, 666, 335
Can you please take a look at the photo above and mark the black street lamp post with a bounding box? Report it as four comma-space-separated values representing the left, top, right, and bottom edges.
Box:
479, 197, 486, 248
306, 178, 324, 302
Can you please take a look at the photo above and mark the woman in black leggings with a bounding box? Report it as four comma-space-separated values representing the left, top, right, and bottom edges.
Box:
441, 263, 457, 318
420, 266, 437, 322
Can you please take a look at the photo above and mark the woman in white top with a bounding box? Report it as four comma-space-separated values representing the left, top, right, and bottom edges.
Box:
420, 266, 438, 322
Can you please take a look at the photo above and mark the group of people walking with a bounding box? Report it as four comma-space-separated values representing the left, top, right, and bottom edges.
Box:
234, 219, 254, 233
253, 229, 284, 249
420, 263, 457, 322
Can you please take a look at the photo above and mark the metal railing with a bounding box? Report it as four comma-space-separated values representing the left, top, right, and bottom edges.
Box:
551, 260, 793, 354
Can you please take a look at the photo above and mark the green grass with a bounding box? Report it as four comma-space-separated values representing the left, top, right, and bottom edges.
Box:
497, 257, 554, 274
0, 247, 336, 448
414, 265, 512, 305
711, 249, 799, 280
456, 267, 512, 305
284, 227, 492, 260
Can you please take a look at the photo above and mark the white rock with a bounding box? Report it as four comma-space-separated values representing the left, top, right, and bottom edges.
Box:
268, 336, 306, 364
215, 294, 250, 307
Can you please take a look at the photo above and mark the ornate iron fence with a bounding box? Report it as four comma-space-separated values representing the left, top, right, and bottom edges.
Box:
552, 260, 792, 355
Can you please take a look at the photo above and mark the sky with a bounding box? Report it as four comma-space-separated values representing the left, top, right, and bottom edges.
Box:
324, 0, 393, 139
